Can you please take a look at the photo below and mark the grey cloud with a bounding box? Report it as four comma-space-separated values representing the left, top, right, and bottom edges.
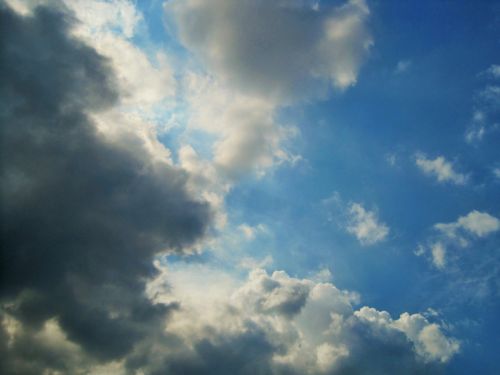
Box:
166, 0, 372, 102
160, 327, 277, 375
0, 3, 210, 373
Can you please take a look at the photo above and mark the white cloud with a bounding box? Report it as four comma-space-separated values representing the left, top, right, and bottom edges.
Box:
346, 203, 389, 245
238, 223, 268, 240
430, 242, 446, 269
184, 73, 297, 175
435, 210, 500, 239
419, 211, 500, 269
415, 154, 468, 185
393, 312, 460, 363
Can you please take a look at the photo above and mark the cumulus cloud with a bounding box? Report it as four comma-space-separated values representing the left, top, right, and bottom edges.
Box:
166, 0, 372, 102
417, 211, 500, 269
0, 3, 211, 373
135, 265, 459, 375
183, 74, 296, 180
347, 203, 389, 245
161, 0, 372, 200
415, 154, 468, 185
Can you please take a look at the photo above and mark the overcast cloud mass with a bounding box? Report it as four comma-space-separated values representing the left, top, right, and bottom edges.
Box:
1, 0, 499, 374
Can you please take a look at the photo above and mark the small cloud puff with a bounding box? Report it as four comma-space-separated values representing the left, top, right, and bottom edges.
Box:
347, 203, 390, 245
415, 153, 468, 185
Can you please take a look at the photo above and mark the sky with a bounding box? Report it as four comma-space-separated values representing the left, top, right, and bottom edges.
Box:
0, 0, 499, 374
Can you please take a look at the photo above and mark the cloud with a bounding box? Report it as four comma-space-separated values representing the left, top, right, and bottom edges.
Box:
347, 203, 390, 245
0, 4, 211, 372
67, 0, 176, 111
493, 167, 500, 180
395, 59, 411, 74
415, 154, 468, 185
417, 211, 500, 269
464, 111, 487, 143
163, 0, 372, 217
166, 0, 372, 103
136, 264, 459, 375
386, 153, 397, 166
485, 64, 500, 79
465, 65, 500, 143
430, 242, 447, 269
434, 210, 500, 240
0, 2, 463, 374
183, 74, 296, 180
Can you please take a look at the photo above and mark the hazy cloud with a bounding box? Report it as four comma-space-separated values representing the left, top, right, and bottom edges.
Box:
395, 59, 412, 74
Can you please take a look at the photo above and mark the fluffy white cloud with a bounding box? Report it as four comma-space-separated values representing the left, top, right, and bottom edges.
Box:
417, 211, 500, 269
347, 203, 389, 245
183, 74, 296, 179
430, 242, 446, 269
415, 154, 468, 185
435, 210, 500, 240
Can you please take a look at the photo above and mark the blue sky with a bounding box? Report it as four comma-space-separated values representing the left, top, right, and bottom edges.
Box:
2, 0, 500, 374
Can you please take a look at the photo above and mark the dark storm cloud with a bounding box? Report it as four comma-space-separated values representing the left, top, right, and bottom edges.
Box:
130, 326, 279, 375
0, 2, 211, 373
